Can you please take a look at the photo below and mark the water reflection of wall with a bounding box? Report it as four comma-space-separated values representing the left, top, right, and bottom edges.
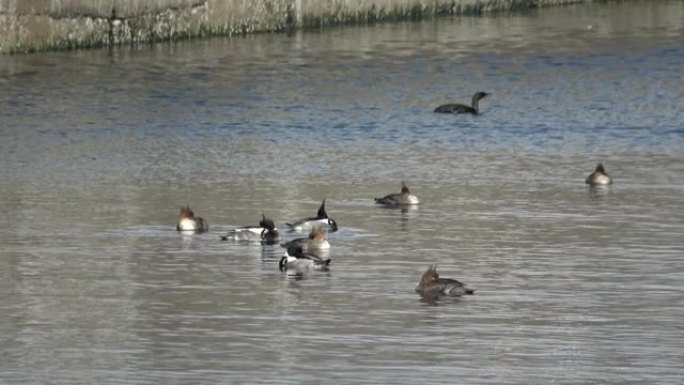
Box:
1, 0, 622, 54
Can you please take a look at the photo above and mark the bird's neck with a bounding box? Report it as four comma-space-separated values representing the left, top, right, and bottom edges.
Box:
471, 95, 480, 114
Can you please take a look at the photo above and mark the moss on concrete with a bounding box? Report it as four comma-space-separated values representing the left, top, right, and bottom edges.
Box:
1, 0, 592, 54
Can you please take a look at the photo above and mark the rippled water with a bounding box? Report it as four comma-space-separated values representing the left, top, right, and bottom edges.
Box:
1, 1, 684, 384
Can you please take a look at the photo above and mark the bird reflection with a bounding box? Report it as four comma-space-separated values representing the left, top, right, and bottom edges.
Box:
179, 231, 198, 249
400, 204, 419, 232
282, 268, 332, 282
588, 185, 610, 199
261, 245, 282, 264
418, 294, 464, 306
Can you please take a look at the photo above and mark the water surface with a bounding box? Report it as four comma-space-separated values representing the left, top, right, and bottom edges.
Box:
1, 1, 683, 384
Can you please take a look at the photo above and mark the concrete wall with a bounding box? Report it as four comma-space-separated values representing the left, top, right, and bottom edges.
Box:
0, 0, 588, 54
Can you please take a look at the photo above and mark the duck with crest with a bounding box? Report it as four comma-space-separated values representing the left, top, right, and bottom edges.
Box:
585, 163, 613, 186
220, 213, 281, 244
176, 205, 209, 233
286, 199, 338, 233
434, 92, 489, 115
415, 265, 474, 297
375, 181, 420, 206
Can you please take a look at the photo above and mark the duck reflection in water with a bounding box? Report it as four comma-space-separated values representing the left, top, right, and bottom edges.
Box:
284, 268, 332, 282
588, 185, 611, 199
419, 293, 467, 306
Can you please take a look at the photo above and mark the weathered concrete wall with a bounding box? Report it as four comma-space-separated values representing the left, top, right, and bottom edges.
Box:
0, 0, 589, 54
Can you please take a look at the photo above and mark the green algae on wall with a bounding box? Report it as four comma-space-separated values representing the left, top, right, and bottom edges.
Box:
0, 0, 294, 53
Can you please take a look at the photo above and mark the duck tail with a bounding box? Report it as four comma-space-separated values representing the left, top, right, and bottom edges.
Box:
197, 218, 208, 232
374, 197, 388, 205
465, 288, 475, 295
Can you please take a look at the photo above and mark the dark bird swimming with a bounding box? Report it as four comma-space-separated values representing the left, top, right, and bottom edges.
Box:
434, 92, 489, 114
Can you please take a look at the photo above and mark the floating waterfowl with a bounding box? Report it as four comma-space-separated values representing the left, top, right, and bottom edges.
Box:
176, 206, 209, 233
286, 199, 338, 233
374, 181, 420, 206
281, 226, 330, 252
585, 163, 613, 186
220, 213, 281, 244
415, 265, 474, 297
279, 245, 331, 272
434, 92, 489, 115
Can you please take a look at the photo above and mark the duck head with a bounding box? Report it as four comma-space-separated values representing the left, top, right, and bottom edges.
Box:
474, 91, 489, 101
315, 198, 338, 232
287, 245, 306, 257
259, 212, 277, 231
417, 265, 440, 288
327, 217, 338, 232
178, 205, 195, 220
278, 255, 288, 271
401, 181, 411, 195
279, 246, 303, 271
